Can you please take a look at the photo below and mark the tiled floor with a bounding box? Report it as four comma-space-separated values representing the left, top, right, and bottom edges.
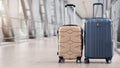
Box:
0, 37, 120, 68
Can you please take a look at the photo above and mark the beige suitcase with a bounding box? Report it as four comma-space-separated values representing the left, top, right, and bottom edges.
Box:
57, 4, 83, 63
58, 25, 83, 63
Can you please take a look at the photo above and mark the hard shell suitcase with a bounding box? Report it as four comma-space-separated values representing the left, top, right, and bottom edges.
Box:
57, 4, 83, 63
84, 3, 113, 63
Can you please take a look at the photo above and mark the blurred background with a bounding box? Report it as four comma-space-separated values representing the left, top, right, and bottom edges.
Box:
0, 0, 120, 53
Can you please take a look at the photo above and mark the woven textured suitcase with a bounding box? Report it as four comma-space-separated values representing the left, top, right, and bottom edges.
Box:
57, 4, 83, 63
84, 3, 113, 63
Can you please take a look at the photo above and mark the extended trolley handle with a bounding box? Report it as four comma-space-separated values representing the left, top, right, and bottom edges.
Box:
64, 4, 76, 24
93, 3, 104, 18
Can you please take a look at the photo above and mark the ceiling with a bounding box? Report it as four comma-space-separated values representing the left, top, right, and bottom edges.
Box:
67, 0, 99, 19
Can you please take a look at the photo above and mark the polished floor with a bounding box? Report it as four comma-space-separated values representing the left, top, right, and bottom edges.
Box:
0, 37, 120, 68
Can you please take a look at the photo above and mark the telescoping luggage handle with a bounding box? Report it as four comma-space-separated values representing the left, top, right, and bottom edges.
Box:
93, 3, 104, 18
65, 4, 76, 25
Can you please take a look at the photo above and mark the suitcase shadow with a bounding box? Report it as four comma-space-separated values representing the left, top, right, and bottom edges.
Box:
85, 62, 111, 64
35, 60, 111, 64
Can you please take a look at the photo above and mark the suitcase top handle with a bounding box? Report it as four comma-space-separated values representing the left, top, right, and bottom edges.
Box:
65, 4, 76, 7
93, 3, 104, 18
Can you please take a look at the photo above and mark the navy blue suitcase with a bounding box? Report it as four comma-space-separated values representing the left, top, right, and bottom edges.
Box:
84, 3, 113, 63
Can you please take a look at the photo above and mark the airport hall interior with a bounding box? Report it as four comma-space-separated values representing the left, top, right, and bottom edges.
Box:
0, 0, 120, 68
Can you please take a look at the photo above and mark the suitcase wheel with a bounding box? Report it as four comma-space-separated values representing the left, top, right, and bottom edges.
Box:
84, 58, 89, 63
106, 58, 111, 63
76, 57, 81, 63
58, 56, 65, 63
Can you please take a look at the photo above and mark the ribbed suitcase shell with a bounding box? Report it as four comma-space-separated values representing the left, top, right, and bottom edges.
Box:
84, 18, 113, 59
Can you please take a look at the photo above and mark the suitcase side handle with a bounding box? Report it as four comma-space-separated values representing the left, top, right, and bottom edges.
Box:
93, 3, 104, 18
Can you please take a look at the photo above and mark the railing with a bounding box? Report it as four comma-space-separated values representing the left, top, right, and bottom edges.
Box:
0, 17, 57, 44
